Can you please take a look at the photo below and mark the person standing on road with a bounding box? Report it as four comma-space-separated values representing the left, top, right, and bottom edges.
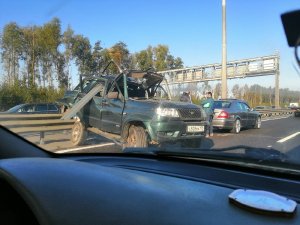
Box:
201, 91, 214, 137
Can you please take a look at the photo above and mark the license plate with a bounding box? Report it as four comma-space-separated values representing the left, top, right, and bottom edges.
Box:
187, 125, 204, 132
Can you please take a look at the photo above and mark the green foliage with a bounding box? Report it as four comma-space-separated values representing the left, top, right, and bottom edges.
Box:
0, 82, 64, 111
1, 18, 186, 92
104, 41, 131, 74
1, 22, 24, 83
230, 84, 300, 107
134, 48, 153, 71
133, 45, 184, 71
70, 34, 92, 75
191, 95, 201, 105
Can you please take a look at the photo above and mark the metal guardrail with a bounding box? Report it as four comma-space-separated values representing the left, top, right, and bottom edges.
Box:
0, 114, 74, 144
0, 110, 294, 145
256, 109, 294, 118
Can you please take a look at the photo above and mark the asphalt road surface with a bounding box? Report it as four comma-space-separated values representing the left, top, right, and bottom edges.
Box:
21, 115, 300, 162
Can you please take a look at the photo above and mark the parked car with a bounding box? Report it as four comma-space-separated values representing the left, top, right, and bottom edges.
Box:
212, 99, 261, 133
294, 108, 300, 117
56, 77, 102, 112
4, 103, 60, 114
254, 105, 271, 110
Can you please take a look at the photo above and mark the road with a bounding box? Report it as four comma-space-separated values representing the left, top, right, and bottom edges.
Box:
202, 115, 300, 161
22, 115, 300, 161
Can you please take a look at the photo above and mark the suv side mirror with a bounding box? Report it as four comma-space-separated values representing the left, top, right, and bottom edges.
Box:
107, 91, 118, 99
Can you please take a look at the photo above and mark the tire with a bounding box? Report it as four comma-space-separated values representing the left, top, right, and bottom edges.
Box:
125, 125, 148, 148
231, 119, 241, 134
71, 121, 87, 146
254, 116, 261, 129
181, 138, 202, 148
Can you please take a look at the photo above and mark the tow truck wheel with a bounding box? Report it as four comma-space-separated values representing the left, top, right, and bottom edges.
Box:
71, 121, 87, 146
126, 125, 148, 148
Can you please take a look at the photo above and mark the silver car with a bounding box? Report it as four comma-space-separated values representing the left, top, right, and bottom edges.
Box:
212, 99, 261, 133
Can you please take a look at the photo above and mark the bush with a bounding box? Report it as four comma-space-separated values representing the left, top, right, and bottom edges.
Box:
0, 82, 64, 111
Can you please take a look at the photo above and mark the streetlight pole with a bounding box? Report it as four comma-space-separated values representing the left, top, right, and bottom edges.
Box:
221, 0, 227, 98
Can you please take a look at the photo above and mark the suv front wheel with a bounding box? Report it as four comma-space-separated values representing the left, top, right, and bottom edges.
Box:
125, 125, 148, 148
71, 121, 87, 146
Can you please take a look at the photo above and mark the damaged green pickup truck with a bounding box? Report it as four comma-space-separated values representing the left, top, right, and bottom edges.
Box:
58, 70, 208, 148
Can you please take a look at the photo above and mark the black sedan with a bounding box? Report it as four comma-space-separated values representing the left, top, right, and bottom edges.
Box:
212, 99, 261, 133
3, 103, 60, 114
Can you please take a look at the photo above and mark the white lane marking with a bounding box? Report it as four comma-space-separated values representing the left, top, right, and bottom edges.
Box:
262, 115, 291, 122
56, 143, 115, 153
277, 132, 300, 143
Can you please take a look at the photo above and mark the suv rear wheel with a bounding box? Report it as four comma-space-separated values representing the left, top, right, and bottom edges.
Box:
125, 125, 148, 148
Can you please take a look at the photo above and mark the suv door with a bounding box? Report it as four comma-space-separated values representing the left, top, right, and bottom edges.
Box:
87, 81, 106, 128
100, 76, 126, 134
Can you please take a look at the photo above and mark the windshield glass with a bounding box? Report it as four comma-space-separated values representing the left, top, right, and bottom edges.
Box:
6, 104, 24, 113
1, 0, 300, 172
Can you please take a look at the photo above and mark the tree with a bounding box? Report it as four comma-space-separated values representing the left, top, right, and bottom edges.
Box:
232, 84, 240, 98
214, 83, 221, 99
70, 34, 92, 75
0, 23, 24, 85
108, 41, 130, 73
62, 25, 75, 88
91, 41, 104, 75
153, 45, 168, 71
135, 48, 153, 71
22, 26, 37, 87
134, 45, 183, 71
55, 52, 68, 89
172, 57, 184, 69
38, 18, 61, 87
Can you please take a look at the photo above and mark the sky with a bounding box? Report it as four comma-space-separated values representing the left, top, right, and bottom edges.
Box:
0, 0, 300, 90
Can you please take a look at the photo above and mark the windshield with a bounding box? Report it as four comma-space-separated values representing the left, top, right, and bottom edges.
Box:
6, 104, 24, 113
1, 1, 300, 173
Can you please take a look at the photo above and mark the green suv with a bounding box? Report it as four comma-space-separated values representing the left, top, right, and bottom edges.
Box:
62, 70, 208, 148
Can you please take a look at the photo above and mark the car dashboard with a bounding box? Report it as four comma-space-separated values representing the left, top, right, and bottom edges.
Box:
0, 153, 300, 225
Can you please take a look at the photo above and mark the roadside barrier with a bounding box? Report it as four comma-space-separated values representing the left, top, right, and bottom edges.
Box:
0, 114, 74, 144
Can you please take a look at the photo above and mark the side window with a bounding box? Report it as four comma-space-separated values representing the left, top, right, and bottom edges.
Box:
107, 77, 124, 100
108, 82, 123, 100
48, 104, 58, 111
21, 105, 34, 112
94, 82, 105, 97
36, 104, 47, 112
242, 103, 250, 111
128, 83, 146, 98
238, 102, 250, 111
154, 85, 168, 99
237, 102, 244, 111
